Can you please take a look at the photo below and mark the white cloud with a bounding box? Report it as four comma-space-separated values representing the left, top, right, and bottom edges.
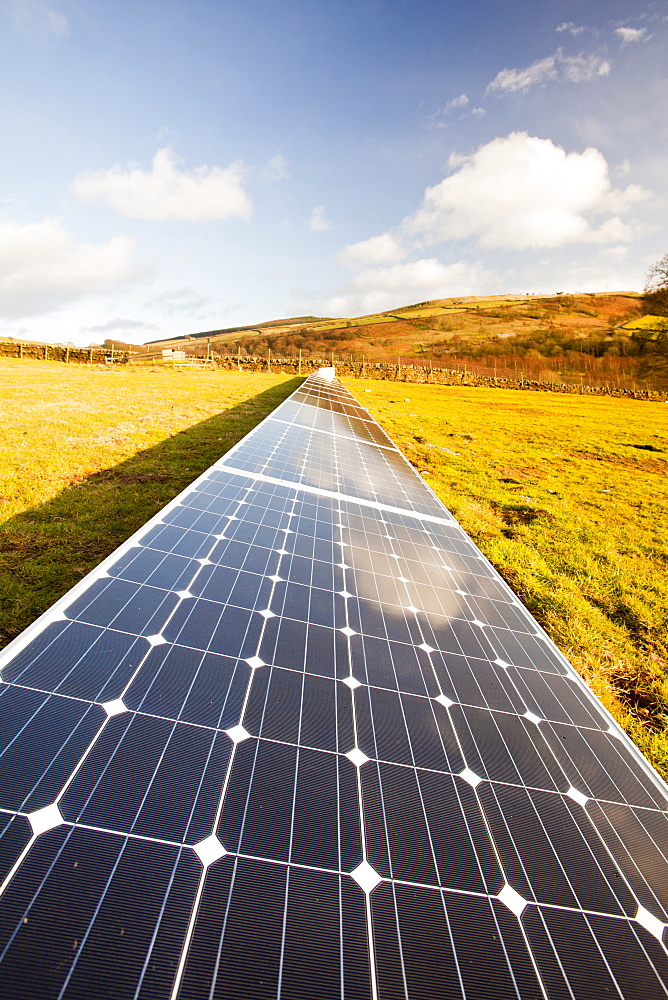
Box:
340, 233, 406, 269
403, 132, 648, 251
445, 93, 469, 112
309, 206, 333, 232
86, 317, 159, 335
556, 22, 585, 36
327, 259, 492, 316
71, 148, 251, 222
9, 0, 69, 40
600, 245, 630, 261
486, 48, 610, 95
471, 107, 486, 117
324, 132, 651, 319
615, 27, 651, 46
429, 93, 474, 128
261, 154, 290, 181
0, 218, 138, 318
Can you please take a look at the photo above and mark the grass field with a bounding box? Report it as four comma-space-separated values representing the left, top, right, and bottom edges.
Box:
0, 359, 300, 643
1, 358, 667, 776
343, 376, 668, 775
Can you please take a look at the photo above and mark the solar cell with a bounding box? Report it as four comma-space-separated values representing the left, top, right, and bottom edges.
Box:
1, 367, 667, 998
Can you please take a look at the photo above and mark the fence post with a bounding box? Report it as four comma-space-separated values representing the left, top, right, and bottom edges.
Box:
44, 344, 48, 361
267, 348, 271, 373
89, 348, 93, 364
299, 349, 302, 375
66, 346, 70, 363
19, 342, 23, 359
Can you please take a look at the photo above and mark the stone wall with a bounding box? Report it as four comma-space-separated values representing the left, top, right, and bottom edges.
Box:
2, 343, 663, 400
0, 341, 130, 364
215, 356, 667, 402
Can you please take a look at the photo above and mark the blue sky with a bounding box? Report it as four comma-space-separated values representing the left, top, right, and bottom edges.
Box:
1, 0, 667, 346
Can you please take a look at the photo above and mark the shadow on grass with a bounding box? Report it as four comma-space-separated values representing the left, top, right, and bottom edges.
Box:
0, 377, 303, 647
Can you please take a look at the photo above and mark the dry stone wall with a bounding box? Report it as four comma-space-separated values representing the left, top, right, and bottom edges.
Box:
0, 341, 130, 364
1, 342, 664, 401
218, 356, 667, 402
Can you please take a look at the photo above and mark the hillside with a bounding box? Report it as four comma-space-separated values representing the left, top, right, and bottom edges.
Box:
144, 292, 643, 360
134, 290, 668, 391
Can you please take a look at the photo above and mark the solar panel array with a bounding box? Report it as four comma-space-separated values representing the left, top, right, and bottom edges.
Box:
1, 368, 667, 999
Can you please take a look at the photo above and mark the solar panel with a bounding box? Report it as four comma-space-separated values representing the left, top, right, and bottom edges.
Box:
1, 367, 667, 998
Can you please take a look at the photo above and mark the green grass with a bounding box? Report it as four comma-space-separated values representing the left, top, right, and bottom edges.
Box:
1, 358, 667, 777
0, 359, 301, 643
342, 377, 668, 776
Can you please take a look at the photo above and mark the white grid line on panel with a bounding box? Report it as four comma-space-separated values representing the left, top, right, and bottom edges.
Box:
268, 415, 399, 452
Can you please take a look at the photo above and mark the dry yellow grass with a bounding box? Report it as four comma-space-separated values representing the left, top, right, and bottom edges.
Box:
0, 359, 300, 642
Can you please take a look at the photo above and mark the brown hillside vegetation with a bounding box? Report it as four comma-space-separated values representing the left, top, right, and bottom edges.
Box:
141, 292, 667, 390
150, 292, 642, 358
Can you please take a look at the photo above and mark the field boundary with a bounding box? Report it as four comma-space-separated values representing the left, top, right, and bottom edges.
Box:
2, 346, 665, 400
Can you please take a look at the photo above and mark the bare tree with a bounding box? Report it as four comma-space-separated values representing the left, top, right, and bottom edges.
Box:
644, 253, 668, 315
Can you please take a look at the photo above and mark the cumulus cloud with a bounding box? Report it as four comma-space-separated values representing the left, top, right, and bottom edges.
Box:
486, 48, 610, 95
339, 233, 406, 269
9, 0, 69, 41
71, 148, 251, 222
261, 154, 290, 181
615, 27, 651, 46
327, 259, 492, 317
403, 132, 648, 250
0, 218, 137, 318
309, 206, 333, 232
556, 22, 585, 36
328, 133, 650, 318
